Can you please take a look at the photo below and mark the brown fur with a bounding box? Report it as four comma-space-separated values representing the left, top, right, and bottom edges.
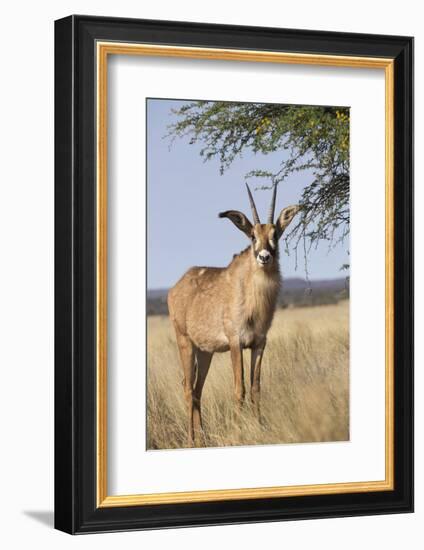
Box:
167, 206, 300, 446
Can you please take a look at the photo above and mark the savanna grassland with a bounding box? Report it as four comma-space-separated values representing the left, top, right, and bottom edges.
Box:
147, 301, 349, 450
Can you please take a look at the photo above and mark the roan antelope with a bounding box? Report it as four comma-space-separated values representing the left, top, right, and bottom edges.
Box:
168, 184, 300, 446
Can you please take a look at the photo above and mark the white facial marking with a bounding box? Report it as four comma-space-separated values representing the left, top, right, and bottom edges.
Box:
257, 249, 272, 266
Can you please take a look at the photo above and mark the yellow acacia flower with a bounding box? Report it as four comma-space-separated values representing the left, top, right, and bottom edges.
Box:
255, 116, 271, 135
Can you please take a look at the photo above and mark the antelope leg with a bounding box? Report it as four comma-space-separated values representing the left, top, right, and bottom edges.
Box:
250, 342, 265, 419
192, 350, 213, 446
175, 332, 196, 447
230, 341, 245, 411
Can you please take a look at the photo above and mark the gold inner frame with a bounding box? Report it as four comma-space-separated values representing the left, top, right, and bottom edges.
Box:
96, 42, 395, 508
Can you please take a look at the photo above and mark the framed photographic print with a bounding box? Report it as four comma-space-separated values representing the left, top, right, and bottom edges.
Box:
54, 15, 413, 534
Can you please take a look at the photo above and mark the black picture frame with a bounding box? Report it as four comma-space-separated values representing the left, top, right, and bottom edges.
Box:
55, 14, 414, 534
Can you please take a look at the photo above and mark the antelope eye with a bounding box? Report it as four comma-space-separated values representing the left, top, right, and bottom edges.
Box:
251, 235, 256, 243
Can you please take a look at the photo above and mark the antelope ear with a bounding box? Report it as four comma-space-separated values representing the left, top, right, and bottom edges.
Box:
219, 210, 253, 238
276, 205, 301, 238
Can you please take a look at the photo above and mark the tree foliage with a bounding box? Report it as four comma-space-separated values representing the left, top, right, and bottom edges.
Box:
167, 101, 350, 256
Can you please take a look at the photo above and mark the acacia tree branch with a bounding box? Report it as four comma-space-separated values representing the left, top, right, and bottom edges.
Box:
166, 100, 350, 255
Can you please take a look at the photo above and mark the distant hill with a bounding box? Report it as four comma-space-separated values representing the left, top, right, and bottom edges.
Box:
147, 277, 349, 316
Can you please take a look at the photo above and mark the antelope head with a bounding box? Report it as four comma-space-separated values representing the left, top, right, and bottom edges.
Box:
219, 183, 300, 268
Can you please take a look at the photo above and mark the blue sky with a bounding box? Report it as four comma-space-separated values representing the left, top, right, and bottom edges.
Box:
147, 99, 349, 290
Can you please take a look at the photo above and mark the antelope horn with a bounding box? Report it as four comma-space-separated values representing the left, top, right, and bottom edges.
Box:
268, 182, 278, 223
245, 183, 260, 225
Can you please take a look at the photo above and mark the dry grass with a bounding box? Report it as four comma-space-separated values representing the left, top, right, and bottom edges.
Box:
147, 301, 349, 450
